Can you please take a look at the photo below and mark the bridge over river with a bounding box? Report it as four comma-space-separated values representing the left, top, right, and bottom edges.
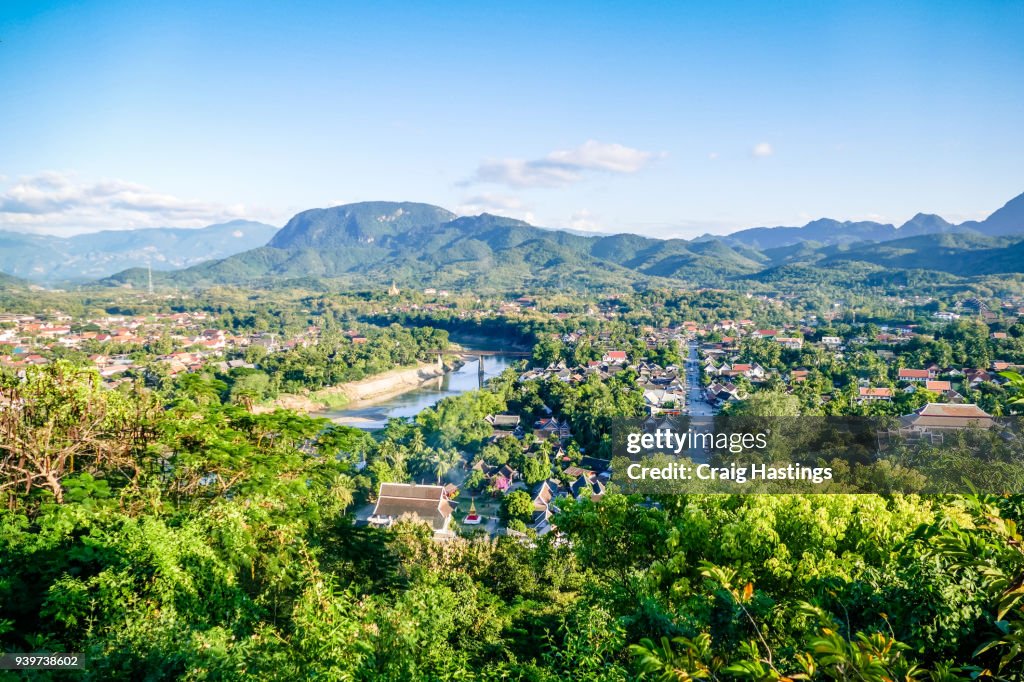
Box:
325, 350, 524, 429
427, 348, 531, 377
428, 348, 532, 357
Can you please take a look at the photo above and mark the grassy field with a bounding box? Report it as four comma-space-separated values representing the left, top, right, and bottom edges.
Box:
309, 388, 351, 409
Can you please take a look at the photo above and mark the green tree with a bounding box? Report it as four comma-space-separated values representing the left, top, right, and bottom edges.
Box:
521, 454, 553, 485
501, 490, 534, 525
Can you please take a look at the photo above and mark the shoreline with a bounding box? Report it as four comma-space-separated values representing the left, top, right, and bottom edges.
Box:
255, 359, 460, 415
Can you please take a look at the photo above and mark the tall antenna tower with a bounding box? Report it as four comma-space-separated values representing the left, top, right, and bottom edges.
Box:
147, 260, 154, 295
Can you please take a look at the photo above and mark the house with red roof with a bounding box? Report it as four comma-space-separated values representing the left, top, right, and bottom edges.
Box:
602, 350, 628, 364
898, 368, 932, 383
858, 387, 893, 402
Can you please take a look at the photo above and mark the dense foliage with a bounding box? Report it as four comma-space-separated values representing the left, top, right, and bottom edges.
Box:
2, 362, 1024, 681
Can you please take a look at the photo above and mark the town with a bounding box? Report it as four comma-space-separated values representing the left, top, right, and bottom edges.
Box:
5, 1, 1023, 677
5, 286, 1022, 541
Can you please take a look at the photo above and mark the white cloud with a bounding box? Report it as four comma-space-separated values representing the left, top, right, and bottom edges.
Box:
568, 209, 601, 232
752, 142, 774, 158
468, 140, 664, 188
546, 140, 658, 173
708, 152, 720, 161
455, 193, 538, 224
0, 172, 272, 235
456, 193, 525, 214
472, 160, 579, 188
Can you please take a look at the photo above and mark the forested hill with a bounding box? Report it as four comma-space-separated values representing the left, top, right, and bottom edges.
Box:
102, 202, 769, 291
96, 193, 1024, 292
0, 271, 28, 289
268, 202, 457, 249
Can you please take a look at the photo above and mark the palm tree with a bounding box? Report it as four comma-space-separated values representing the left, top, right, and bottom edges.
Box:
431, 448, 460, 484
408, 429, 426, 456
378, 440, 408, 472
998, 371, 1024, 413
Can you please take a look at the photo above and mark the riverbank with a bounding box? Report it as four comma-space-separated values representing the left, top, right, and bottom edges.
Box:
255, 361, 454, 414
317, 352, 520, 430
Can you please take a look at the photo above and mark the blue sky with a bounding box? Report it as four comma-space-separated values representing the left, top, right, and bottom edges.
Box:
1, 0, 1022, 236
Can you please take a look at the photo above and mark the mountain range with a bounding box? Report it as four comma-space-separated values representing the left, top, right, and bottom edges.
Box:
2, 192, 1023, 292
0, 220, 278, 283
710, 191, 1024, 249
102, 203, 767, 291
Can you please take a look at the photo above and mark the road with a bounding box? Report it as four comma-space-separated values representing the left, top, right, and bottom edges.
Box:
684, 340, 715, 463
685, 341, 715, 417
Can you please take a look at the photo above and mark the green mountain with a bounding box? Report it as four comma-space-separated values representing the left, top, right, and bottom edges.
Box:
268, 202, 455, 249
0, 220, 279, 283
719, 218, 901, 249
99, 193, 1024, 293
0, 271, 28, 290
818, 233, 1024, 276
103, 203, 766, 291
897, 212, 962, 237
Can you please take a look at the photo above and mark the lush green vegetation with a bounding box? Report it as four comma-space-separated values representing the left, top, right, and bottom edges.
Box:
3, 359, 1024, 681
4, 285, 1024, 679
229, 324, 450, 398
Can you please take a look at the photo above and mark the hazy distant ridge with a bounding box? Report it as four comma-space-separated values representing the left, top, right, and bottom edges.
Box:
709, 192, 1024, 248
0, 220, 279, 282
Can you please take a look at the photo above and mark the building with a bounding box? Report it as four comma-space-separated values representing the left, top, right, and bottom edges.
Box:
925, 380, 952, 392
368, 483, 454, 537
898, 368, 932, 383
529, 480, 564, 533
858, 387, 893, 402
897, 403, 995, 443
486, 413, 522, 430
534, 417, 571, 441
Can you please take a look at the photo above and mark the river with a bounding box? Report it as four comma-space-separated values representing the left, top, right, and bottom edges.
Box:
322, 353, 522, 429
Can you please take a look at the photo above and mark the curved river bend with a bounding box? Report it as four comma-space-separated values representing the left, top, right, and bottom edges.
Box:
320, 353, 520, 429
